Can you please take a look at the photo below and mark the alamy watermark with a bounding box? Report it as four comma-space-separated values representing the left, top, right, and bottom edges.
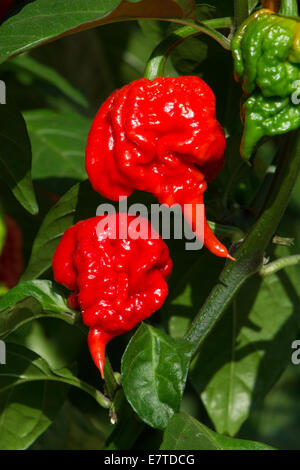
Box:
291, 81, 300, 105
0, 340, 6, 365
96, 198, 205, 251
291, 340, 300, 365
0, 80, 6, 104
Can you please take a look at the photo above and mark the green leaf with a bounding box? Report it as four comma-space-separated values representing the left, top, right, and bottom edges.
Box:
0, 280, 78, 338
167, 0, 195, 14
0, 343, 110, 449
248, 0, 259, 13
192, 1, 233, 17
9, 319, 85, 372
160, 413, 275, 450
240, 365, 300, 449
0, 0, 196, 65
279, 0, 299, 16
121, 323, 193, 430
10, 55, 88, 108
22, 180, 105, 281
0, 343, 69, 450
23, 110, 91, 193
31, 401, 108, 450
190, 258, 300, 436
0, 105, 38, 214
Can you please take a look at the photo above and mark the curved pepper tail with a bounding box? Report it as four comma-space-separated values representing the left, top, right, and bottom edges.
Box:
183, 202, 235, 260
204, 218, 236, 261
88, 328, 115, 379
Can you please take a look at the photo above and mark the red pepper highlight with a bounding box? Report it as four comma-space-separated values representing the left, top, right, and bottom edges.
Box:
52, 213, 172, 378
0, 216, 23, 289
85, 76, 233, 260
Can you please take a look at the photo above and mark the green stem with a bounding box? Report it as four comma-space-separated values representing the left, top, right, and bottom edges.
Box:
104, 390, 144, 449
249, 137, 285, 219
185, 130, 300, 355
208, 221, 244, 243
222, 159, 248, 207
56, 375, 111, 409
234, 0, 249, 29
279, 0, 299, 16
104, 355, 119, 400
260, 254, 300, 276
144, 18, 231, 80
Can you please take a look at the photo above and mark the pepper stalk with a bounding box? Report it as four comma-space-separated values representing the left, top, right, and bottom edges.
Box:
185, 130, 300, 354
144, 18, 232, 80
279, 0, 298, 16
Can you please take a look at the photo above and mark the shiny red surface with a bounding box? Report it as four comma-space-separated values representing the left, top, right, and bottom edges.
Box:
85, 76, 231, 259
52, 213, 172, 377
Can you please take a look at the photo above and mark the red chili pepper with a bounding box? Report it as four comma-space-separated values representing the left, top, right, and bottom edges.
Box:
85, 76, 233, 260
0, 0, 16, 23
52, 213, 172, 378
0, 216, 23, 289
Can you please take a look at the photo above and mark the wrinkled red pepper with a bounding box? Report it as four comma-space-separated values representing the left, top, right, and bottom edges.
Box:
52, 213, 172, 378
0, 216, 23, 289
85, 76, 233, 260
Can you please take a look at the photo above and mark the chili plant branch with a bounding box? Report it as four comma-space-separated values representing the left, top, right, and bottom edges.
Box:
185, 130, 300, 355
55, 376, 111, 409
104, 355, 119, 400
260, 254, 300, 276
208, 221, 244, 243
279, 0, 299, 16
144, 19, 231, 79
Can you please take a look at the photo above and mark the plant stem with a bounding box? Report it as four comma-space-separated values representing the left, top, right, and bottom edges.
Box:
104, 355, 119, 400
144, 19, 231, 80
222, 159, 248, 208
185, 130, 300, 355
279, 0, 299, 16
43, 367, 111, 409
55, 376, 111, 409
208, 221, 244, 243
260, 254, 300, 276
104, 390, 144, 448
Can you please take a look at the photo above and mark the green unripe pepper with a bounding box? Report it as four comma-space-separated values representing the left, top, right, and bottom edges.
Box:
232, 9, 300, 160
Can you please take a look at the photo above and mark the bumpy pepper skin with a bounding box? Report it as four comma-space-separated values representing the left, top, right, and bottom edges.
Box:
85, 76, 233, 260
232, 9, 300, 160
0, 216, 23, 289
52, 213, 172, 378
